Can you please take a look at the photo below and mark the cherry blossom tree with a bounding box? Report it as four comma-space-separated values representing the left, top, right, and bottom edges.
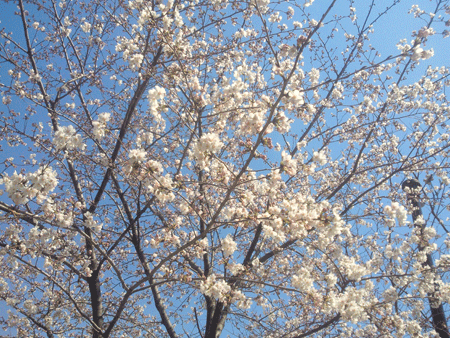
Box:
1, 0, 450, 337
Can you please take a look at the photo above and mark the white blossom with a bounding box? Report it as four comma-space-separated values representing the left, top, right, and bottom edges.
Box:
81, 21, 92, 33
92, 112, 111, 139
309, 68, 320, 84
199, 275, 231, 302
53, 125, 86, 151
190, 133, 223, 169
221, 234, 237, 257
411, 45, 434, 61
384, 202, 408, 226
312, 150, 327, 165
292, 267, 314, 292
2, 166, 58, 204
125, 148, 147, 173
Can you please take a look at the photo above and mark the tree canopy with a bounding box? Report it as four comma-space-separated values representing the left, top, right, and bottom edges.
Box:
1, 0, 450, 337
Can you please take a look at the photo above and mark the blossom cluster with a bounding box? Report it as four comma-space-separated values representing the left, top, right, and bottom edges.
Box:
280, 151, 296, 175
411, 45, 434, 61
92, 112, 111, 140
238, 107, 266, 135
125, 148, 147, 173
115, 36, 142, 70
1, 166, 58, 204
324, 283, 374, 324
124, 149, 175, 202
1, 0, 450, 337
221, 234, 237, 257
384, 202, 408, 227
199, 274, 252, 309
83, 211, 103, 232
189, 132, 224, 169
53, 125, 85, 151
199, 274, 231, 303
147, 86, 166, 124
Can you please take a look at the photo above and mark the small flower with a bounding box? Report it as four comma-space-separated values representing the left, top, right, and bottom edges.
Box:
129, 53, 144, 70
81, 21, 92, 33
199, 275, 231, 302
222, 234, 237, 257
312, 150, 326, 165
92, 112, 110, 139
53, 125, 86, 151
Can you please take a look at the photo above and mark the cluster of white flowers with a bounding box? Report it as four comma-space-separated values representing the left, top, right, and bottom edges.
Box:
262, 222, 286, 242
199, 274, 231, 302
151, 174, 175, 203
234, 28, 257, 39
53, 125, 86, 151
308, 68, 320, 85
325, 285, 373, 323
125, 148, 147, 173
128, 157, 174, 203
309, 19, 318, 27
222, 78, 250, 106
128, 53, 144, 70
384, 202, 408, 226
23, 299, 38, 314
0, 277, 9, 292
331, 82, 344, 99
305, 103, 316, 114
129, 148, 147, 164
64, 16, 71, 26
273, 111, 292, 133
340, 255, 368, 282
136, 130, 154, 146
383, 287, 398, 302
6, 297, 19, 306
417, 27, 435, 38
232, 290, 252, 309
80, 20, 91, 33
194, 237, 209, 257
227, 263, 245, 275
238, 108, 266, 135
92, 112, 110, 139
280, 151, 297, 176
28, 226, 53, 249
83, 211, 103, 232
148, 86, 166, 122
211, 0, 229, 10
1, 166, 58, 204
179, 200, 190, 214
291, 267, 314, 292
28, 70, 41, 83
268, 12, 282, 23
190, 133, 224, 169
41, 197, 75, 228
2, 95, 12, 105
287, 89, 304, 107
251, 0, 270, 13
128, 0, 146, 10
312, 150, 327, 165
221, 234, 237, 257
410, 45, 434, 61
115, 36, 142, 70
262, 195, 344, 246
143, 160, 164, 175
